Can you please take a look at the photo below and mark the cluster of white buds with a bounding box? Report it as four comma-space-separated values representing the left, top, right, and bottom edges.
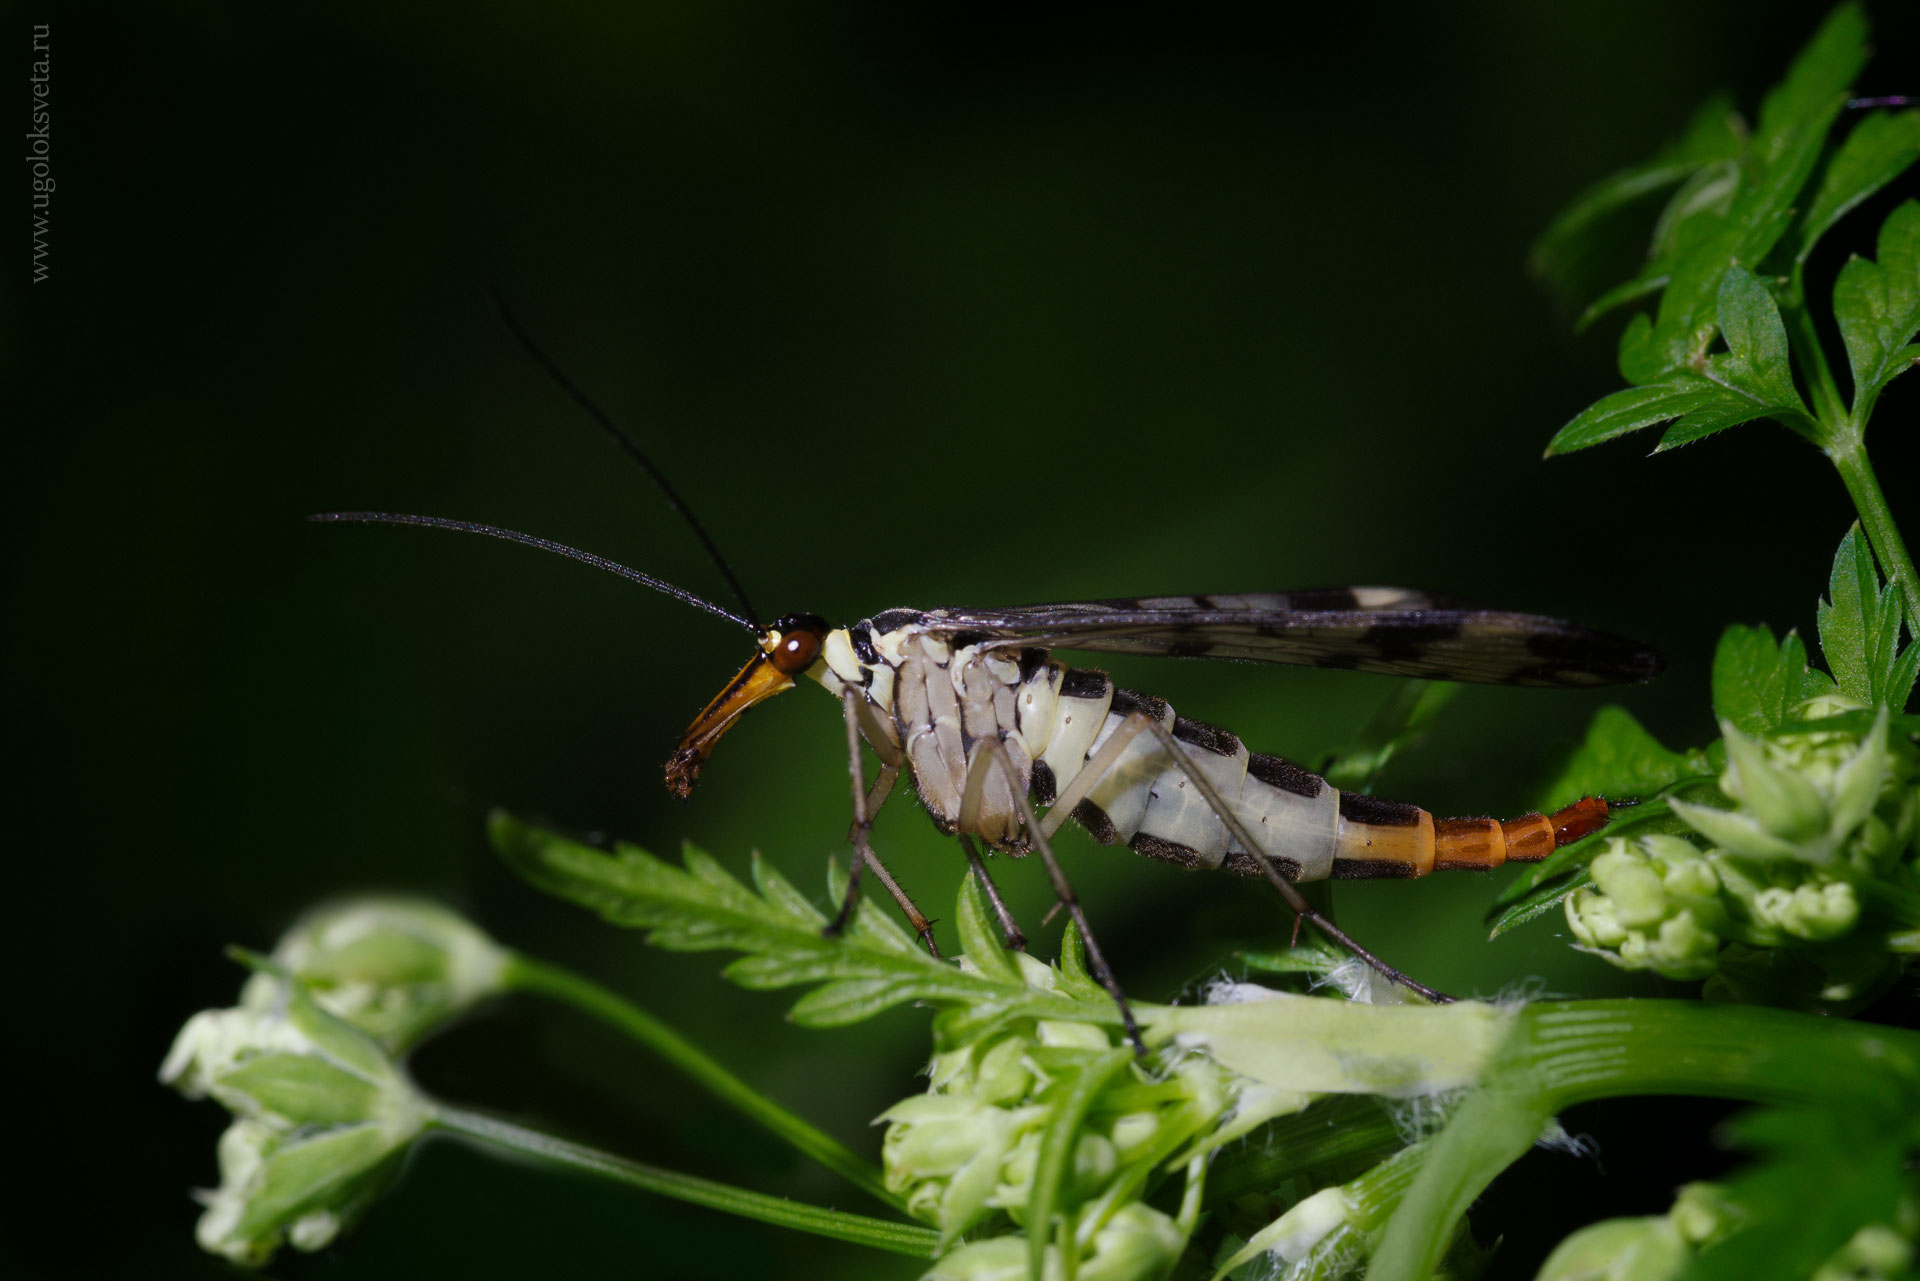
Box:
1567, 707, 1916, 985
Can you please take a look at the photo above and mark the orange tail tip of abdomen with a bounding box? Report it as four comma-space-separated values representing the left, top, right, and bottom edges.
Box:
1489, 796, 1612, 864
1547, 796, 1611, 847
1434, 798, 1613, 870
1433, 817, 1507, 871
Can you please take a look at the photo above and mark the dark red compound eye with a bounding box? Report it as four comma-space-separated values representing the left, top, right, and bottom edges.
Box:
768, 613, 827, 675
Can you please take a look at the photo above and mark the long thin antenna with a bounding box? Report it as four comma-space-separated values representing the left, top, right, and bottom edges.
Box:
489, 289, 761, 628
311, 512, 757, 632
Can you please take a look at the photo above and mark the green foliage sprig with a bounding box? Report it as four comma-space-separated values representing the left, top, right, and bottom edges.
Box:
1533, 4, 1919, 625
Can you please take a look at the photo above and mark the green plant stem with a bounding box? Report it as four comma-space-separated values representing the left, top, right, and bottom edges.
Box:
1829, 440, 1920, 627
1370, 999, 1920, 1281
430, 1104, 940, 1259
503, 952, 898, 1209
1784, 296, 1849, 432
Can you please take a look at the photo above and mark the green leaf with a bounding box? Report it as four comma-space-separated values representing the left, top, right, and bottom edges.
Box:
1681, 1096, 1916, 1281
1578, 161, 1743, 332
1651, 400, 1780, 452
957, 867, 1020, 986
1620, 6, 1861, 381
1752, 6, 1867, 165
1795, 109, 1920, 266
1835, 200, 1920, 421
1532, 94, 1744, 308
1320, 681, 1458, 790
1544, 375, 1735, 455
1712, 623, 1827, 735
1817, 524, 1918, 707
1485, 865, 1596, 938
1703, 266, 1807, 412
1053, 923, 1106, 1003
488, 811, 1107, 1029
1541, 706, 1710, 806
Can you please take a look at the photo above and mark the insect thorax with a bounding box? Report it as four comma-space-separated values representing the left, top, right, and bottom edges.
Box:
811, 621, 1055, 850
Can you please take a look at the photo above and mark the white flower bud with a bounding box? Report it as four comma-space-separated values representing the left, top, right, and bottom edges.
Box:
240, 898, 508, 1052
162, 959, 426, 1265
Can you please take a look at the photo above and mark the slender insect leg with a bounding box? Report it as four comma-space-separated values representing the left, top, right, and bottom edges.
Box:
955, 833, 1028, 952
827, 689, 940, 958
846, 764, 898, 845
1134, 717, 1453, 1005
962, 741, 1147, 1057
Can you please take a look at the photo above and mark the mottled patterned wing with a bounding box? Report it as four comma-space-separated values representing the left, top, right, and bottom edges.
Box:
873, 590, 1662, 687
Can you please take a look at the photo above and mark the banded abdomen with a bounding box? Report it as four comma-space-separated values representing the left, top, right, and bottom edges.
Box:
1013, 661, 1609, 880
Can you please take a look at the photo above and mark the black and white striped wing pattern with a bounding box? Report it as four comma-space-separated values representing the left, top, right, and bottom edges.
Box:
872, 590, 1662, 687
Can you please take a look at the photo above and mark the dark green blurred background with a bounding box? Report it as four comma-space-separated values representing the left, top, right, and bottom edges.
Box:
11, 3, 1916, 1277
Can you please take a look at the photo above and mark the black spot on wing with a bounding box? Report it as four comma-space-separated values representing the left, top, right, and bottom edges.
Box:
1360, 619, 1463, 665
1523, 626, 1666, 685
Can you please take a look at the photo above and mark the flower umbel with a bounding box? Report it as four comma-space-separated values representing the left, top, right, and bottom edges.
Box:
1566, 705, 1919, 992
880, 950, 1223, 1276
161, 952, 427, 1265
1669, 709, 1907, 871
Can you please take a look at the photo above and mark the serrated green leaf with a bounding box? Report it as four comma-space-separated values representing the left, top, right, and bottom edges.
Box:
1835, 200, 1920, 420
490, 811, 1104, 1030
1713, 624, 1824, 735
1795, 109, 1920, 265
1704, 266, 1806, 413
1544, 375, 1731, 455
1540, 705, 1710, 804
1652, 400, 1780, 452
788, 977, 929, 1027
1485, 865, 1595, 938
750, 852, 827, 927
1817, 524, 1917, 707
